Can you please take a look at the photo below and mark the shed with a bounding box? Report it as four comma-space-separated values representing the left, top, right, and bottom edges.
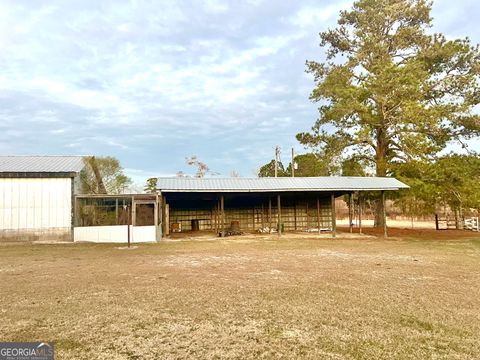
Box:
156, 176, 409, 237
0, 155, 85, 241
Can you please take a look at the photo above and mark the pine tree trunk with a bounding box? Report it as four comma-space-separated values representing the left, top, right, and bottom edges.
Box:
374, 130, 387, 228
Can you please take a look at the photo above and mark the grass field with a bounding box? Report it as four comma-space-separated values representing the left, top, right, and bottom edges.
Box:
1, 230, 479, 359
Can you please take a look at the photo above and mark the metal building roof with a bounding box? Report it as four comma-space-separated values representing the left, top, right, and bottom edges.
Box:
0, 156, 85, 174
156, 176, 409, 193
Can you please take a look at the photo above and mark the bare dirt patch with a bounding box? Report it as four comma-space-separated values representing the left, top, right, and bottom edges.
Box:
1, 231, 479, 359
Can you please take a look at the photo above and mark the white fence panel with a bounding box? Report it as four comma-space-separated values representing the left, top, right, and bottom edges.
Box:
464, 217, 479, 232
74, 225, 156, 243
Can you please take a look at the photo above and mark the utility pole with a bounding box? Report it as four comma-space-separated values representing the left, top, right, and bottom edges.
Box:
274, 145, 279, 178
291, 147, 295, 177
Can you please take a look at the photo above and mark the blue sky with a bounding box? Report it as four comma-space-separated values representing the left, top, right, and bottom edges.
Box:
0, 0, 479, 185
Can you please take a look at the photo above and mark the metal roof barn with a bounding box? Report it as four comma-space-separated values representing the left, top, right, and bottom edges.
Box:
153, 176, 408, 239
0, 156, 86, 242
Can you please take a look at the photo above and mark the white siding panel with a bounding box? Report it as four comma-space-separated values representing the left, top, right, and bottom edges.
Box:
74, 225, 156, 243
18, 180, 27, 229
0, 178, 72, 231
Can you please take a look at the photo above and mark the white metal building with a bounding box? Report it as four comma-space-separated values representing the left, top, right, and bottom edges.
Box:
0, 156, 85, 241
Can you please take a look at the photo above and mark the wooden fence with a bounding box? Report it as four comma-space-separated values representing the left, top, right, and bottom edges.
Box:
464, 217, 479, 232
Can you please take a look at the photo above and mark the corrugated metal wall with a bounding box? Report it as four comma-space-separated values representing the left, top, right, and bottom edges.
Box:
0, 178, 72, 241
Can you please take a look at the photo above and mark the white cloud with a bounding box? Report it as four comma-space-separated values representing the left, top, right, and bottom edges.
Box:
290, 2, 351, 28
203, 0, 229, 14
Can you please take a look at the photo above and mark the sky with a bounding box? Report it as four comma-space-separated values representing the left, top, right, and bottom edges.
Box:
0, 0, 479, 186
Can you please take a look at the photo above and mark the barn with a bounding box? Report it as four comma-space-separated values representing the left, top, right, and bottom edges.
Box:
0, 155, 85, 241
156, 177, 409, 238
73, 176, 408, 243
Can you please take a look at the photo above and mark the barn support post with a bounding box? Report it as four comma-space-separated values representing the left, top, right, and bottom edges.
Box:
349, 192, 354, 233
331, 192, 336, 238
316, 197, 321, 234
131, 196, 136, 226
261, 203, 265, 229
162, 195, 169, 237
268, 197, 272, 230
277, 194, 282, 236
294, 201, 297, 231
213, 198, 218, 233
382, 190, 387, 238
220, 195, 225, 236
161, 196, 165, 236
306, 202, 309, 229
358, 193, 363, 234
217, 200, 220, 232
211, 207, 214, 232
154, 193, 161, 242
115, 198, 119, 225
127, 204, 131, 247
165, 203, 169, 236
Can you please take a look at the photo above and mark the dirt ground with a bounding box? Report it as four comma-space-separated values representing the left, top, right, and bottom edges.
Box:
337, 218, 436, 229
1, 229, 479, 359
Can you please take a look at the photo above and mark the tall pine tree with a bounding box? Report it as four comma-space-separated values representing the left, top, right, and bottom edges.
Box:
297, 0, 480, 226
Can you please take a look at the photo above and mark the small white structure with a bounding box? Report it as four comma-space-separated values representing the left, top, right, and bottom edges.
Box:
73, 194, 161, 243
0, 156, 85, 241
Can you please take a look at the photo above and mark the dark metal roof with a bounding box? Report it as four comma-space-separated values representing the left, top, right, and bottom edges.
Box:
0, 156, 85, 174
156, 177, 409, 193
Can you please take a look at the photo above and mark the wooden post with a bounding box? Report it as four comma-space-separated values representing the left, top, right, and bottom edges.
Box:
217, 199, 221, 233
212, 208, 215, 232
349, 192, 354, 233
268, 197, 272, 230
358, 193, 362, 234
252, 207, 255, 231
316, 198, 321, 234
220, 195, 225, 236
163, 196, 170, 236
294, 201, 297, 231
161, 196, 166, 236
127, 204, 131, 247
306, 202, 309, 229
277, 194, 282, 236
435, 214, 439, 231
154, 194, 160, 241
215, 199, 220, 233
131, 196, 136, 226
115, 198, 119, 225
331, 193, 336, 238
382, 190, 387, 238
261, 203, 265, 229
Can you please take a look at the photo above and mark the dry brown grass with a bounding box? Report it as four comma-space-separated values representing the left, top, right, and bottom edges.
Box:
1, 230, 480, 359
